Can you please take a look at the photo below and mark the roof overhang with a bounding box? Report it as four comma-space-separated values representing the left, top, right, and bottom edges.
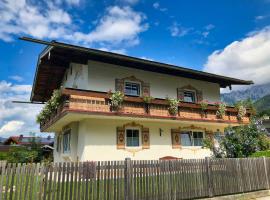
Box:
21, 37, 254, 102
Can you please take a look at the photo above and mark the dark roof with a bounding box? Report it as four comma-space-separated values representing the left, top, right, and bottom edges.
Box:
3, 136, 54, 145
20, 37, 253, 102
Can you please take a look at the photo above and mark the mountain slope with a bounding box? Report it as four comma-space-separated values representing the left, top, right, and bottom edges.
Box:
254, 94, 270, 112
221, 82, 270, 105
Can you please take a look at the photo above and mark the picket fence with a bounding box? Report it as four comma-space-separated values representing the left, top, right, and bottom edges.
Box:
0, 157, 270, 200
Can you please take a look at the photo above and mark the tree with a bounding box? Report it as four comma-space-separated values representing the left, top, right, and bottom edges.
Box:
204, 117, 270, 158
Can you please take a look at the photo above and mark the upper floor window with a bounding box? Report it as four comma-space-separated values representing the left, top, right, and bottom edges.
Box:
126, 128, 140, 147
124, 82, 141, 96
180, 131, 204, 146
183, 90, 196, 103
63, 129, 71, 153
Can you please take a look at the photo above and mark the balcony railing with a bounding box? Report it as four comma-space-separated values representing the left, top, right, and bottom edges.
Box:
40, 88, 251, 131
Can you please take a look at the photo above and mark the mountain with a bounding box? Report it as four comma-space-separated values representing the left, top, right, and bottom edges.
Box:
221, 82, 270, 105
254, 94, 270, 113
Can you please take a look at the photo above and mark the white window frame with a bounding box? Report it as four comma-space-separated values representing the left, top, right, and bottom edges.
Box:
63, 129, 71, 154
180, 130, 205, 147
125, 127, 141, 148
124, 81, 141, 97
183, 90, 197, 103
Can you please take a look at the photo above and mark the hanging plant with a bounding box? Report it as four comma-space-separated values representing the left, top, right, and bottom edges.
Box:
215, 102, 226, 119
166, 97, 180, 116
235, 101, 247, 121
143, 96, 154, 104
36, 89, 62, 124
199, 100, 209, 118
109, 91, 124, 111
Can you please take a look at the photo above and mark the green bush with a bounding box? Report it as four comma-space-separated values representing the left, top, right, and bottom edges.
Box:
250, 150, 270, 157
0, 152, 8, 160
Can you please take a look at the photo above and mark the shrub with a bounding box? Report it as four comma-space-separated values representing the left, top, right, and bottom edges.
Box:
235, 101, 247, 120
166, 97, 180, 116
250, 150, 270, 158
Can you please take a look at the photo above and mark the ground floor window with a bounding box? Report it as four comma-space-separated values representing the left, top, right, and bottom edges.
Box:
126, 128, 140, 147
180, 131, 204, 146
63, 130, 71, 153
56, 135, 61, 152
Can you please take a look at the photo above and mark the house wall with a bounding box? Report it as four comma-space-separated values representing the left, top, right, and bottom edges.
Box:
53, 122, 79, 162
62, 61, 220, 102
54, 118, 225, 162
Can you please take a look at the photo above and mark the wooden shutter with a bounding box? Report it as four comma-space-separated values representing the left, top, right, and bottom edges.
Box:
142, 127, 150, 149
116, 127, 125, 149
171, 129, 181, 149
177, 88, 185, 101
142, 83, 150, 97
115, 79, 124, 93
196, 90, 203, 102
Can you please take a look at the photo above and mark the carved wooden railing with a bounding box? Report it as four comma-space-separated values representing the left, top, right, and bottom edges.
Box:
40, 88, 251, 131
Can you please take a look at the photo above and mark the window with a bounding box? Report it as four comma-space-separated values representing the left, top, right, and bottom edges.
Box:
180, 131, 204, 146
126, 129, 140, 147
124, 82, 140, 96
63, 130, 71, 153
183, 91, 196, 103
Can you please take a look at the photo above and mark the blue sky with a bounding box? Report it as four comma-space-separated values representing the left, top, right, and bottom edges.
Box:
0, 0, 270, 137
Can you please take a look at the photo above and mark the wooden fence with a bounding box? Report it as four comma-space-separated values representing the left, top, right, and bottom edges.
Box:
0, 157, 269, 200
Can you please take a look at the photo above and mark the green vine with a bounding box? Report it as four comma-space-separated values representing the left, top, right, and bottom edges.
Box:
36, 89, 62, 123
199, 100, 208, 111
166, 97, 180, 116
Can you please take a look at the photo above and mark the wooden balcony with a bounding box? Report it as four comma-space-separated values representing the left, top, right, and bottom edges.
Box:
40, 88, 251, 131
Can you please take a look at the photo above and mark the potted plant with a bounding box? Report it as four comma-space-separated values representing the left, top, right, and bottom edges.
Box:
142, 96, 154, 114
166, 97, 180, 116
109, 91, 124, 111
199, 100, 208, 118
235, 101, 247, 121
215, 102, 226, 119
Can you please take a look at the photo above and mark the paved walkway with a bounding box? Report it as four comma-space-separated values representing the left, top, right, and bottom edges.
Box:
255, 196, 270, 200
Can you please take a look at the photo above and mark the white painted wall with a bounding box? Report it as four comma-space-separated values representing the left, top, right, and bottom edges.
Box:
54, 118, 225, 162
62, 61, 220, 102
53, 122, 79, 162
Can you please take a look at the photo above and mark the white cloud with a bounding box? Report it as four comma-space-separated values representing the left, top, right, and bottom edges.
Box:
9, 75, 24, 82
169, 22, 192, 37
153, 2, 167, 12
0, 1, 147, 50
117, 0, 139, 5
70, 6, 148, 46
255, 15, 268, 21
0, 80, 46, 137
0, 121, 24, 135
153, 2, 160, 9
205, 24, 215, 31
204, 26, 270, 90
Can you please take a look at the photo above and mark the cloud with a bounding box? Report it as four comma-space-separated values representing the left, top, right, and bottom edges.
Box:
117, 0, 139, 5
71, 6, 148, 46
0, 121, 24, 135
0, 1, 147, 50
153, 2, 167, 12
169, 22, 192, 37
9, 75, 24, 82
255, 15, 268, 21
205, 24, 215, 31
204, 26, 270, 90
0, 80, 46, 137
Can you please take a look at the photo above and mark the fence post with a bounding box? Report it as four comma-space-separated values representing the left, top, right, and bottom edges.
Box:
263, 157, 269, 189
124, 158, 132, 200
205, 157, 213, 197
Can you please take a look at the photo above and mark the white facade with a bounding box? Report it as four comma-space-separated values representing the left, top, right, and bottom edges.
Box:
62, 61, 220, 102
53, 60, 228, 162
